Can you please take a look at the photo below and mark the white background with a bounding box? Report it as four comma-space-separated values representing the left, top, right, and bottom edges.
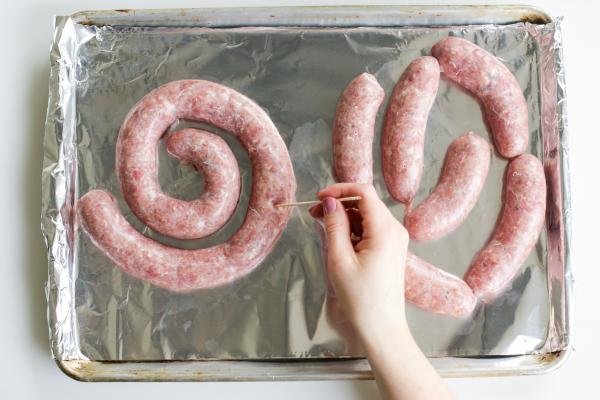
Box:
1, 0, 597, 398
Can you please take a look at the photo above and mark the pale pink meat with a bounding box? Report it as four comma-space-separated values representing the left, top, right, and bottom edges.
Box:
405, 253, 477, 317
118, 127, 241, 240
333, 73, 385, 184
78, 80, 296, 291
431, 37, 529, 158
332, 80, 476, 316
405, 133, 491, 242
464, 154, 546, 303
382, 56, 440, 205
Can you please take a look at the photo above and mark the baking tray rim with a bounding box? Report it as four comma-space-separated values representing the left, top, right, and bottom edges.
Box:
56, 348, 572, 381
45, 3, 572, 381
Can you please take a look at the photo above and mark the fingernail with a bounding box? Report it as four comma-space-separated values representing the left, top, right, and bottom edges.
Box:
323, 197, 336, 215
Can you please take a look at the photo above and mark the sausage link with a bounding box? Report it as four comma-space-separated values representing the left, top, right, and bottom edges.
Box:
406, 252, 477, 317
405, 133, 491, 242
78, 80, 296, 291
382, 56, 440, 205
333, 73, 385, 184
431, 37, 529, 158
332, 89, 476, 316
464, 154, 546, 303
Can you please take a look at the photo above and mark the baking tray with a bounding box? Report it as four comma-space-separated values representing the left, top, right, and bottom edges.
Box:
42, 5, 571, 381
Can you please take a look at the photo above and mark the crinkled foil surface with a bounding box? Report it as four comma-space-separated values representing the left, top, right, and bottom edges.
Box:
42, 11, 570, 362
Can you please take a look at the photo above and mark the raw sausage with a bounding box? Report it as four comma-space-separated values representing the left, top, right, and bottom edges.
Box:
124, 127, 240, 240
333, 111, 476, 317
118, 98, 243, 240
78, 80, 296, 292
464, 154, 546, 303
431, 37, 529, 158
405, 132, 491, 242
333, 73, 385, 184
382, 56, 440, 205
405, 253, 477, 318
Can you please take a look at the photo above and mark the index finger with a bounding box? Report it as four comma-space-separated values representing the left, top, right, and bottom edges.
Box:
317, 183, 390, 237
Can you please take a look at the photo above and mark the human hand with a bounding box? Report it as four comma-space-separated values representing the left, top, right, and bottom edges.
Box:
309, 183, 409, 340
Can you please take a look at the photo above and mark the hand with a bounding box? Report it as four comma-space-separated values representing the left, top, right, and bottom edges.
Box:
309, 183, 409, 340
310, 184, 455, 400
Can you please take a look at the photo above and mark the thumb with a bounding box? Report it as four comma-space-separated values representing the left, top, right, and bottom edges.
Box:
322, 197, 356, 268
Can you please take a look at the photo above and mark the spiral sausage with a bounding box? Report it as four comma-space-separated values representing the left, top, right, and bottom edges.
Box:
78, 80, 296, 292
152, 128, 240, 239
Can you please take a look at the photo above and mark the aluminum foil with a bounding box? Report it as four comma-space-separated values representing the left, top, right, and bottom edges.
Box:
42, 11, 570, 364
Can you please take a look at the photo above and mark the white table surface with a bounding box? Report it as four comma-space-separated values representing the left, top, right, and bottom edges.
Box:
1, 0, 597, 398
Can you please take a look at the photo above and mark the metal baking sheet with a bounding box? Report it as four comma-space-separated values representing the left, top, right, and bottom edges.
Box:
41, 5, 571, 380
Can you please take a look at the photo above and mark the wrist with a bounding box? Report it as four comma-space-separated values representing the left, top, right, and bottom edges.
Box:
356, 316, 412, 356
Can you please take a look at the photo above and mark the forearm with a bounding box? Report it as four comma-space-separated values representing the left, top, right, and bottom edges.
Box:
312, 184, 451, 399
359, 321, 455, 400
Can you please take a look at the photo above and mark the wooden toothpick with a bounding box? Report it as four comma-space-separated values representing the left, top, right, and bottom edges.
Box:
275, 196, 362, 208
